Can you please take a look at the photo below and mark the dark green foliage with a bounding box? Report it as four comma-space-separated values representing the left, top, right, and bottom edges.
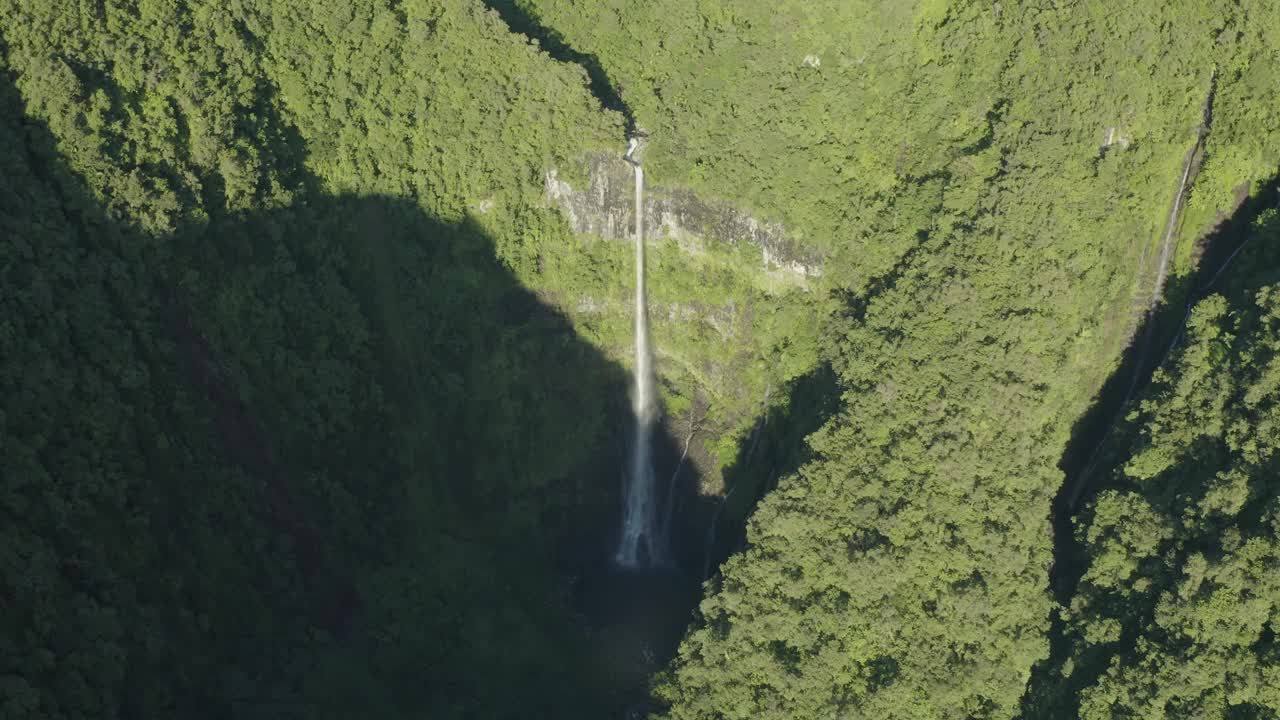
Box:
509, 2, 1279, 718
4, 1, 1280, 719
0, 8, 631, 717
1027, 205, 1280, 720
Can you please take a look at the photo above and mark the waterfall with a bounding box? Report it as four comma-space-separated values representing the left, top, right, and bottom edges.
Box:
615, 137, 665, 568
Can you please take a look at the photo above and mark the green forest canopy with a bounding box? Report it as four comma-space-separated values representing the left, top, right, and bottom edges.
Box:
1024, 205, 1280, 719
2, 0, 1279, 719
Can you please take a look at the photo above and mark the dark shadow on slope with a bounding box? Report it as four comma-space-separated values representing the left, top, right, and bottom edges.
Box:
0, 61, 704, 720
571, 365, 841, 719
581, 365, 842, 719
1023, 176, 1280, 719
695, 365, 841, 580
480, 0, 636, 132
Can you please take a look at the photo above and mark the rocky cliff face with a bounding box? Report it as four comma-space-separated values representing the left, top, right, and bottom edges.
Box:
530, 152, 825, 514
545, 154, 822, 283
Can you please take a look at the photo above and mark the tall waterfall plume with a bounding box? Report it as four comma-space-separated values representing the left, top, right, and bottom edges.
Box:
615, 135, 665, 568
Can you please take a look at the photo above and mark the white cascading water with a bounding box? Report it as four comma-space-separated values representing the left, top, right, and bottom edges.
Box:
615, 137, 665, 568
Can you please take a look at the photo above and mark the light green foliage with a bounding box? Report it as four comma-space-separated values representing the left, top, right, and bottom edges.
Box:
251, 0, 818, 484
544, 221, 824, 475
503, 1, 1280, 718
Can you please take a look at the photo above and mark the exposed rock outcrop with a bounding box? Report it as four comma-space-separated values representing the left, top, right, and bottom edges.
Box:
545, 155, 822, 280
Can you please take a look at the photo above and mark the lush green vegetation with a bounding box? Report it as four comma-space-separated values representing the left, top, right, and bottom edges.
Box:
3, 1, 1280, 719
1018, 196, 1280, 717
1024, 201, 1280, 719
511, 2, 1280, 717
0, 2, 635, 717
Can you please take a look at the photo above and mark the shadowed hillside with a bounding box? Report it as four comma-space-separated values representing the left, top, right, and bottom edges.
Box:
0, 59, 700, 718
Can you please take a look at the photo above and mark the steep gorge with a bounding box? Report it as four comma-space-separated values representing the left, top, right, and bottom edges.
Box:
4, 1, 1280, 719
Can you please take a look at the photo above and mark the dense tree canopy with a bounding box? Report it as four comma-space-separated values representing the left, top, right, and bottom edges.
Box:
527, 2, 1278, 717
0, 4, 634, 716
2, 1, 1279, 719
1024, 206, 1280, 720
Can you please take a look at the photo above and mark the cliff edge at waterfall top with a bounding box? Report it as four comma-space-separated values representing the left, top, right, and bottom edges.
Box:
3, 2, 1280, 720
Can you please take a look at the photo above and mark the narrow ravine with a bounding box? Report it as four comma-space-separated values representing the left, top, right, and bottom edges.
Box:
1022, 76, 1277, 718
1063, 77, 1216, 511
481, 0, 636, 131
1026, 175, 1280, 719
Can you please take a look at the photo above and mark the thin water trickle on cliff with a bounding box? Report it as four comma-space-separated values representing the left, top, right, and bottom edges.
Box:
615, 137, 665, 568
